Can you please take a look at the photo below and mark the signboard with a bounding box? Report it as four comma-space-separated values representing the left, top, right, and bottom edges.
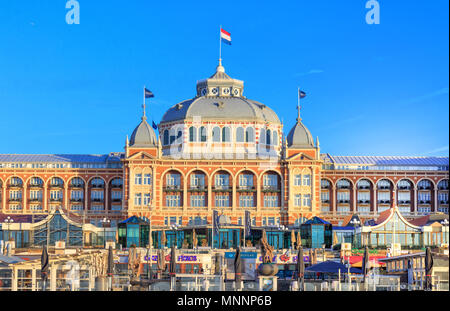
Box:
256, 253, 309, 264
225, 252, 257, 259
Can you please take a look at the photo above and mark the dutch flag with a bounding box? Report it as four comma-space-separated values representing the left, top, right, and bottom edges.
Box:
220, 28, 232, 45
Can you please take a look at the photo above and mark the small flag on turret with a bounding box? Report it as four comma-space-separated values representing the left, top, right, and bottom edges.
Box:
152, 121, 158, 130
299, 90, 306, 99
144, 88, 154, 98
220, 28, 232, 45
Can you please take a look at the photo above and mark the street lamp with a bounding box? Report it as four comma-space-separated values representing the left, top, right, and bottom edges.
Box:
441, 219, 449, 244
147, 199, 153, 282
4, 216, 14, 243
101, 217, 110, 248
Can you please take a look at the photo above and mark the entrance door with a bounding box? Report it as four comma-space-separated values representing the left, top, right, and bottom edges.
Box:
219, 231, 229, 248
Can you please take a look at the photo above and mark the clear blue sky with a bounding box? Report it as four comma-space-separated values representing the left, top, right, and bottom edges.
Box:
0, 0, 448, 156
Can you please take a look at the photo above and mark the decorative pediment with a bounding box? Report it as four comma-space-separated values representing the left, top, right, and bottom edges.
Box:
287, 151, 315, 161
127, 151, 156, 160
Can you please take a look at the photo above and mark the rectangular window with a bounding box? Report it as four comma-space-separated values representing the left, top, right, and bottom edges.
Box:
215, 174, 229, 189
215, 195, 230, 207
190, 195, 205, 207
134, 193, 142, 206
91, 190, 104, 200
303, 194, 311, 207
239, 174, 253, 188
321, 192, 329, 202
143, 174, 152, 185
191, 174, 205, 188
143, 193, 151, 205
50, 190, 62, 200
167, 174, 181, 187
264, 195, 278, 207
294, 194, 301, 207
337, 191, 350, 201
71, 190, 83, 200
166, 195, 181, 207
169, 216, 177, 225
30, 190, 43, 200
239, 195, 254, 207
294, 175, 301, 186
302, 174, 311, 186
267, 217, 275, 226
135, 174, 142, 185
263, 175, 278, 187
111, 191, 122, 200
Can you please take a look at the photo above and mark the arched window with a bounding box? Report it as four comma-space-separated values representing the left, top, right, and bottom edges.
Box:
272, 130, 278, 146
162, 130, 169, 145
222, 127, 231, 142
212, 127, 221, 142
189, 126, 197, 142
246, 127, 254, 142
266, 129, 271, 145
199, 126, 207, 142
236, 127, 244, 142
260, 128, 266, 144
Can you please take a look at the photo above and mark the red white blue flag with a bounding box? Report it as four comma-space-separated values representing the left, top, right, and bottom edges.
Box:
220, 28, 232, 45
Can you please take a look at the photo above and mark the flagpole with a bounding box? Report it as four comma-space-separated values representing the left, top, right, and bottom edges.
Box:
219, 25, 222, 62
297, 87, 300, 121
143, 85, 146, 118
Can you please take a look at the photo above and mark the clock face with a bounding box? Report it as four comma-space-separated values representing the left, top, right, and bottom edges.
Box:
201, 88, 207, 96
223, 88, 230, 95
211, 87, 218, 95
233, 88, 240, 96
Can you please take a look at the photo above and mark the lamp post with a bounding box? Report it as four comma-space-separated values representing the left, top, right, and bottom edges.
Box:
5, 216, 14, 244
441, 219, 449, 244
101, 217, 110, 248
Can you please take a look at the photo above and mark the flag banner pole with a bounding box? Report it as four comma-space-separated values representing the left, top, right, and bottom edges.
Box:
219, 25, 222, 61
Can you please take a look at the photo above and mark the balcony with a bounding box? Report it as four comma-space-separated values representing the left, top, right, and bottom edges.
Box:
163, 185, 182, 192
338, 199, 350, 204
188, 186, 207, 192
49, 184, 64, 189
357, 200, 370, 204
321, 199, 330, 204
70, 183, 84, 189
237, 186, 256, 192
8, 198, 22, 203
91, 184, 105, 189
49, 198, 63, 203
212, 186, 232, 192
70, 198, 83, 203
439, 200, 449, 205
29, 198, 42, 203
378, 186, 391, 190
91, 198, 104, 203
377, 200, 390, 204
29, 184, 43, 189
261, 186, 281, 193
8, 184, 23, 189
418, 200, 431, 205
398, 200, 411, 205
398, 186, 411, 190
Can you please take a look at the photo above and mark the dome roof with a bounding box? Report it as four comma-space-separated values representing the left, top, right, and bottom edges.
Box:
129, 116, 158, 148
160, 96, 280, 124
160, 60, 280, 125
286, 119, 315, 148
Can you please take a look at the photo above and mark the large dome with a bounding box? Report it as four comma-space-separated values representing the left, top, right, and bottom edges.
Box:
160, 97, 280, 124
129, 116, 158, 147
160, 60, 281, 125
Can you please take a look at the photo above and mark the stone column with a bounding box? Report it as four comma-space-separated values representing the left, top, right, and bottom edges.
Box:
23, 186, 27, 214
433, 187, 438, 212
413, 187, 417, 214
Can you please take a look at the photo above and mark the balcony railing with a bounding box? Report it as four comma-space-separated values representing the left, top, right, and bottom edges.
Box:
398, 200, 411, 205
70, 198, 83, 202
439, 200, 449, 205
29, 184, 43, 188
112, 198, 122, 202
91, 184, 105, 188
49, 184, 64, 189
357, 200, 370, 204
111, 184, 123, 189
91, 198, 104, 202
164, 185, 182, 192
8, 198, 22, 202
237, 186, 256, 192
49, 198, 63, 202
321, 199, 330, 203
418, 200, 431, 205
70, 183, 84, 188
261, 186, 281, 193
8, 184, 23, 188
358, 186, 370, 190
188, 186, 207, 192
212, 186, 231, 192
377, 200, 391, 204
29, 198, 42, 203
338, 200, 350, 204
